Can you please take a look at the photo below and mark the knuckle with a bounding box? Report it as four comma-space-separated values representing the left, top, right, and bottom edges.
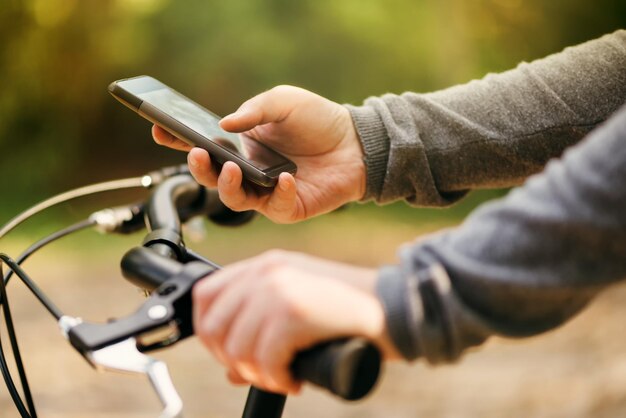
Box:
260, 249, 289, 265
270, 84, 298, 98
282, 299, 306, 321
203, 318, 224, 341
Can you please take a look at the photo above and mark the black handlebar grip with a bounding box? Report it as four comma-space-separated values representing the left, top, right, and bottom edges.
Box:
201, 188, 257, 226
291, 338, 381, 401
208, 206, 257, 227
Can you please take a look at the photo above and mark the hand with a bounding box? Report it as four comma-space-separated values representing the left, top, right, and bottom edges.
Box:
152, 85, 366, 223
192, 250, 399, 395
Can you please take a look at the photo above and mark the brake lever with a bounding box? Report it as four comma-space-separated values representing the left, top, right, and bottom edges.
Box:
88, 337, 183, 418
58, 261, 215, 417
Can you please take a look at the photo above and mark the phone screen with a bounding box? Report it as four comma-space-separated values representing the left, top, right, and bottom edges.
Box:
137, 87, 285, 171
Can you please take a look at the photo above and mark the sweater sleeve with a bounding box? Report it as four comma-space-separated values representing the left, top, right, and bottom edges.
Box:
347, 29, 626, 206
376, 104, 626, 363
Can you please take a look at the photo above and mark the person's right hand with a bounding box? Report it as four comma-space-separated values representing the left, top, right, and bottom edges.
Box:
152, 85, 366, 223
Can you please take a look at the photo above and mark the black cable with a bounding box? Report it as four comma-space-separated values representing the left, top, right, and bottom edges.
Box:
0, 261, 36, 418
0, 168, 196, 417
0, 220, 95, 417
3, 219, 96, 285
0, 255, 69, 417
0, 252, 72, 417
0, 172, 160, 417
0, 252, 70, 416
0, 255, 64, 321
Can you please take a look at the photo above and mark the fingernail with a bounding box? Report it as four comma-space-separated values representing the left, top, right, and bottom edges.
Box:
225, 108, 252, 121
188, 155, 199, 169
221, 113, 236, 122
221, 170, 233, 184
222, 110, 244, 122
279, 173, 294, 191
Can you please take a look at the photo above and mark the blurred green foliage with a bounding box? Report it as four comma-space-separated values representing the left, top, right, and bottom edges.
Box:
0, 0, 624, 217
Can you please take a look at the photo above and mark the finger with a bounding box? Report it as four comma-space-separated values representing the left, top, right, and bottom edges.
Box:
219, 86, 301, 133
198, 275, 256, 364
263, 173, 298, 222
193, 251, 272, 309
197, 308, 238, 365
192, 268, 250, 356
217, 162, 260, 211
192, 253, 287, 358
226, 368, 249, 386
254, 319, 302, 394
193, 276, 229, 355
188, 148, 218, 188
152, 125, 193, 151
223, 295, 270, 382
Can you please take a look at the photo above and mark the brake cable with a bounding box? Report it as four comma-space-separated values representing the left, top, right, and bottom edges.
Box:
0, 176, 146, 240
0, 179, 146, 417
0, 167, 184, 418
0, 168, 382, 418
3, 219, 96, 286
0, 253, 65, 418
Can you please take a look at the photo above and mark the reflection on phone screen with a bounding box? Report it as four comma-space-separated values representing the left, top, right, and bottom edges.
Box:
139, 88, 288, 170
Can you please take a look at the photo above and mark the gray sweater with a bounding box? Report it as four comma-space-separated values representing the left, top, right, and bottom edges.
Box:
347, 30, 626, 362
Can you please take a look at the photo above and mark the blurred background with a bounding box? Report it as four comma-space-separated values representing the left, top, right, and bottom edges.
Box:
1, 0, 625, 417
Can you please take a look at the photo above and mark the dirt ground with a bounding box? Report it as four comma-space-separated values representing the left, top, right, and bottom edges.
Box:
1, 214, 625, 418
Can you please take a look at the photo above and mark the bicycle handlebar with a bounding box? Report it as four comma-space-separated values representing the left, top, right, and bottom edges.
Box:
136, 175, 381, 400
120, 246, 381, 402
5, 166, 380, 418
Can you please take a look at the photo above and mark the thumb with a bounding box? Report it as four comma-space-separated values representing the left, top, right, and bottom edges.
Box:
219, 85, 305, 133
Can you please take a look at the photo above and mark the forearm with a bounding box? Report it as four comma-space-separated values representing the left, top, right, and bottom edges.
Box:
348, 30, 626, 206
377, 105, 626, 362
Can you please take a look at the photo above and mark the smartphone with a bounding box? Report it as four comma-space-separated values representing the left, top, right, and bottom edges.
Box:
108, 75, 297, 188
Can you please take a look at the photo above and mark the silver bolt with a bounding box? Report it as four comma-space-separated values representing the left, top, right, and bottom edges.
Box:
148, 305, 168, 320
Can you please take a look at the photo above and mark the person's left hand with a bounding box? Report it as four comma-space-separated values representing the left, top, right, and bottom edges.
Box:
192, 250, 398, 395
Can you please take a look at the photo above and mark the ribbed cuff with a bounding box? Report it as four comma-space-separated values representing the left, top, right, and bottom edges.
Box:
344, 104, 390, 202
375, 265, 422, 361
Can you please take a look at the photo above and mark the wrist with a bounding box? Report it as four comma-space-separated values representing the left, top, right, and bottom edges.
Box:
338, 105, 367, 201
349, 268, 403, 361
344, 104, 389, 202
359, 292, 403, 361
